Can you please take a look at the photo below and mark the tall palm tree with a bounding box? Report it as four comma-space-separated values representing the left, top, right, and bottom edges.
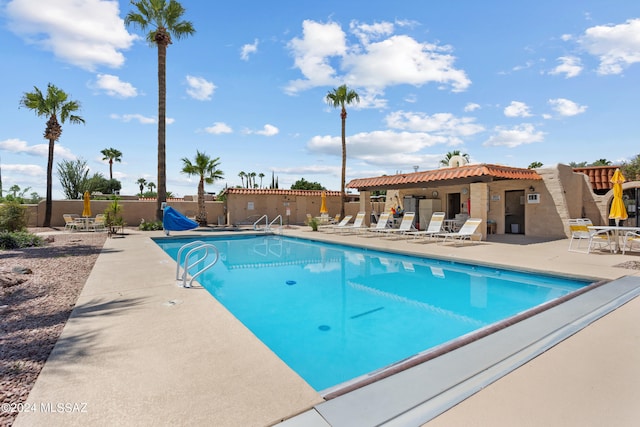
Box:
125, 0, 195, 221
136, 177, 147, 197
147, 182, 156, 193
101, 147, 123, 180
326, 84, 360, 218
19, 83, 84, 226
258, 172, 265, 188
181, 150, 224, 225
440, 150, 470, 166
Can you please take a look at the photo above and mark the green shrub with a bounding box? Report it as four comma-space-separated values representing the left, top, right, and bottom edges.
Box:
0, 231, 44, 250
0, 201, 28, 232
139, 219, 163, 231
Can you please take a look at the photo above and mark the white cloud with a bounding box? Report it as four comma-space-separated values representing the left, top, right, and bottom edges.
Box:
2, 163, 45, 176
243, 124, 280, 136
185, 75, 216, 101
240, 39, 259, 60
548, 98, 587, 116
285, 19, 470, 96
94, 74, 138, 97
110, 113, 156, 124
6, 0, 135, 71
483, 124, 545, 148
504, 101, 532, 118
204, 122, 233, 134
0, 138, 75, 159
385, 111, 484, 139
549, 56, 583, 78
579, 18, 640, 75
285, 20, 347, 93
464, 103, 480, 112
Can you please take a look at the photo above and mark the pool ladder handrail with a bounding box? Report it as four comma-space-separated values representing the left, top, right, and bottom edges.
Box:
268, 215, 283, 233
176, 241, 219, 288
253, 214, 268, 231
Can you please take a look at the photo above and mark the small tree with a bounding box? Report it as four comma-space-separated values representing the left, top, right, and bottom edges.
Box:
528, 161, 543, 169
137, 178, 147, 197
57, 158, 90, 199
291, 178, 325, 190
104, 198, 124, 236
181, 150, 224, 225
0, 200, 28, 232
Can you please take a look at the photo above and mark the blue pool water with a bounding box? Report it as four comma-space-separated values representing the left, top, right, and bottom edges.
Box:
154, 235, 591, 391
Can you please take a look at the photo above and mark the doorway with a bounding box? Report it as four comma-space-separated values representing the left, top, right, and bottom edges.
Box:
505, 190, 525, 234
447, 193, 461, 219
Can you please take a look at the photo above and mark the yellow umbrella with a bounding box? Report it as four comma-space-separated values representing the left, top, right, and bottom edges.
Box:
320, 191, 328, 214
609, 168, 628, 225
82, 191, 92, 217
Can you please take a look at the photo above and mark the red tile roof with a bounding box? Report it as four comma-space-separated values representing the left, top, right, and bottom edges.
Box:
222, 188, 341, 196
572, 166, 620, 191
347, 164, 542, 189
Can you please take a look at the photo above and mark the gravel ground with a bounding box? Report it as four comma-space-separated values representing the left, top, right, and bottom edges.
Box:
0, 229, 107, 427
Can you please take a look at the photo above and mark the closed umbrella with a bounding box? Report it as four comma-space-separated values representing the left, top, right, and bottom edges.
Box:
82, 191, 92, 218
609, 168, 628, 226
320, 191, 328, 214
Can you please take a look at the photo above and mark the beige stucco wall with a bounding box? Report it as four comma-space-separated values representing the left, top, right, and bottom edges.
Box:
21, 200, 225, 228
225, 193, 363, 226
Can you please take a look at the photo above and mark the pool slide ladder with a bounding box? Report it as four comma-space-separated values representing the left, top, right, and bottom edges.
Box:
176, 240, 219, 288
253, 214, 283, 233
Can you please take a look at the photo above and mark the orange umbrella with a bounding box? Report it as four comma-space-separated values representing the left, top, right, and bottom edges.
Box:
320, 191, 328, 214
609, 169, 628, 225
82, 191, 92, 217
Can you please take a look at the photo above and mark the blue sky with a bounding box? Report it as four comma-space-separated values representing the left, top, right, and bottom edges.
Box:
1, 0, 640, 199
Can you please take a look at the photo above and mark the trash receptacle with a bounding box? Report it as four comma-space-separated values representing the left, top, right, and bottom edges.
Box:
511, 223, 519, 234
218, 215, 225, 226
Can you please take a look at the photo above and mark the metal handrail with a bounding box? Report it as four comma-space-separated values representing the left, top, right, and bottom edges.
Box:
253, 214, 268, 231
268, 215, 283, 232
176, 241, 219, 288
176, 240, 204, 281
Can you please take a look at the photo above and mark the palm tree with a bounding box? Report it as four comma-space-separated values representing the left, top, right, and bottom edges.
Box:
238, 171, 246, 187
249, 172, 257, 188
101, 148, 123, 180
136, 177, 147, 197
19, 83, 84, 226
181, 150, 224, 225
258, 172, 265, 188
325, 84, 360, 218
147, 182, 156, 193
125, 0, 195, 221
440, 150, 470, 166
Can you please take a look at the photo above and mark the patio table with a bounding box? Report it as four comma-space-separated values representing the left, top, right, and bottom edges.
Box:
74, 217, 95, 231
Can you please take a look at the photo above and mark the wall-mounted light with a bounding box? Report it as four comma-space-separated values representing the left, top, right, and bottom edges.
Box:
529, 185, 535, 192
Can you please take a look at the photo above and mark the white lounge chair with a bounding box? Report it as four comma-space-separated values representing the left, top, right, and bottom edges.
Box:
375, 212, 417, 238
320, 215, 352, 232
363, 212, 392, 235
405, 212, 445, 240
434, 218, 482, 245
338, 212, 367, 234
63, 214, 79, 232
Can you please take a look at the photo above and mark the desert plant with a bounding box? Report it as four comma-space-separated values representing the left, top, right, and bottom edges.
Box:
306, 216, 320, 231
0, 201, 28, 232
139, 219, 163, 231
0, 231, 43, 249
104, 198, 125, 234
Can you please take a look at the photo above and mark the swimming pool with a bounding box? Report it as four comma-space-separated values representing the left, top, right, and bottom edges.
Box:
154, 234, 591, 392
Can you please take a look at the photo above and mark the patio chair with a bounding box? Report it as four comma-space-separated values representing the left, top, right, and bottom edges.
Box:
567, 218, 611, 253
622, 230, 640, 254
375, 212, 417, 238
63, 214, 79, 232
433, 218, 482, 245
337, 212, 367, 234
90, 214, 107, 232
404, 212, 445, 240
321, 215, 352, 232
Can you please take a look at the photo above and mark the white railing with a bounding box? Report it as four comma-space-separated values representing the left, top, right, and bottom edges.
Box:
253, 214, 269, 231
176, 241, 219, 288
268, 215, 283, 233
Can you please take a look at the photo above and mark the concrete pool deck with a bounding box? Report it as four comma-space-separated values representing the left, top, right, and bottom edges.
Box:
15, 227, 640, 426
